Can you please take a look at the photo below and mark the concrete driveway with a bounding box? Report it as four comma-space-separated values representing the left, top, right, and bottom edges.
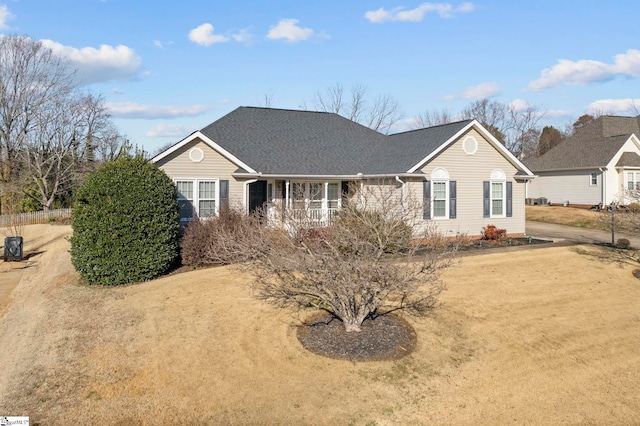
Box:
526, 221, 640, 248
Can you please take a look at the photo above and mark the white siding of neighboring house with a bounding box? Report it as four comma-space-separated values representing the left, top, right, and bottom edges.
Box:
406, 128, 527, 238
526, 170, 602, 206
606, 136, 640, 204
155, 138, 246, 209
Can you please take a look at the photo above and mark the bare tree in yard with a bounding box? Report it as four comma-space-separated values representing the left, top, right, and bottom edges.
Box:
304, 83, 403, 134
0, 35, 127, 212
19, 93, 116, 210
251, 181, 459, 332
0, 36, 77, 211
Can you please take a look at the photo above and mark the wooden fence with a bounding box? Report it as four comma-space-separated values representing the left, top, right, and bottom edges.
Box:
0, 208, 72, 227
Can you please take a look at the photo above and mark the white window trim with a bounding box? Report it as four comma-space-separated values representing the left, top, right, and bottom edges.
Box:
174, 178, 219, 221
589, 172, 598, 186
288, 180, 342, 209
490, 169, 506, 218
626, 171, 640, 191
431, 181, 449, 219
431, 168, 449, 220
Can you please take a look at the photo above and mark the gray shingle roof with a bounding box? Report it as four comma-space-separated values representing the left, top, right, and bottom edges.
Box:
198, 107, 475, 175
525, 116, 640, 171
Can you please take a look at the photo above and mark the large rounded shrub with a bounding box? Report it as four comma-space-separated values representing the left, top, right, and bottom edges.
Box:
70, 157, 180, 285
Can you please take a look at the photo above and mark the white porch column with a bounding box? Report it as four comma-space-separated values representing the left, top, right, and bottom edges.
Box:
285, 180, 290, 208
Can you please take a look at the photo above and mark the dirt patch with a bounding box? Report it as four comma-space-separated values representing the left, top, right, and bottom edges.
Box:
1, 225, 640, 424
297, 313, 417, 361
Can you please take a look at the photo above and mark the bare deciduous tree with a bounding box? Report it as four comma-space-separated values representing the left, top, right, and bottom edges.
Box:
414, 98, 545, 159
413, 109, 456, 129
0, 36, 128, 212
252, 181, 459, 332
304, 83, 403, 134
0, 35, 76, 210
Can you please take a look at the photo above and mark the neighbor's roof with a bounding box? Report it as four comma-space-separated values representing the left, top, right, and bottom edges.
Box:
525, 116, 640, 171
155, 106, 527, 176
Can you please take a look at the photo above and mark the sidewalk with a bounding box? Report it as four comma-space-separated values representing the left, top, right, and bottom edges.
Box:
525, 221, 640, 248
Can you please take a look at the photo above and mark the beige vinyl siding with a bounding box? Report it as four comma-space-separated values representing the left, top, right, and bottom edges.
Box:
155, 138, 245, 207
409, 129, 526, 237
527, 170, 601, 205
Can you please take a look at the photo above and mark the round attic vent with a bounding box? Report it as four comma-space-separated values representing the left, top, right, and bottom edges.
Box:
463, 136, 478, 155
189, 147, 204, 162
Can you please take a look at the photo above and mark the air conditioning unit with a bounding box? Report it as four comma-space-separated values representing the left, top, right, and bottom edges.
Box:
4, 236, 23, 261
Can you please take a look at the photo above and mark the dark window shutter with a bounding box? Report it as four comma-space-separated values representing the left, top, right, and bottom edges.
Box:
506, 181, 513, 217
483, 181, 490, 218
449, 181, 457, 219
423, 180, 431, 219
220, 180, 229, 210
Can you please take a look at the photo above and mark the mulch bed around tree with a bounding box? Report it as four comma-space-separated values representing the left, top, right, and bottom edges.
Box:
297, 313, 417, 362
459, 237, 552, 251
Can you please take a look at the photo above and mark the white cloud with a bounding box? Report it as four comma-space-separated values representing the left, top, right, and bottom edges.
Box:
445, 82, 500, 100
587, 98, 640, 115
188, 23, 229, 46
0, 4, 15, 30
41, 40, 141, 84
146, 123, 196, 138
528, 49, 640, 91
106, 102, 210, 119
153, 40, 163, 49
267, 19, 317, 42
232, 28, 255, 44
460, 82, 500, 99
365, 2, 474, 23
509, 99, 531, 113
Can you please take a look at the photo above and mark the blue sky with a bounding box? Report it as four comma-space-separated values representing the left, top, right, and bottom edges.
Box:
1, 1, 639, 154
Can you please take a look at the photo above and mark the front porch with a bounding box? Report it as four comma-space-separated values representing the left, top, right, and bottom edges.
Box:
249, 179, 349, 226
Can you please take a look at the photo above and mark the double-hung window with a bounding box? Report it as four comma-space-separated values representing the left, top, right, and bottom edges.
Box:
309, 182, 323, 210
327, 183, 339, 209
627, 172, 640, 191
483, 169, 511, 218
491, 182, 504, 216
176, 181, 194, 221
175, 179, 218, 222
432, 182, 447, 218
198, 181, 216, 217
423, 168, 455, 220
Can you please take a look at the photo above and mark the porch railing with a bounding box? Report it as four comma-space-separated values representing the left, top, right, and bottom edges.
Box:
269, 206, 339, 227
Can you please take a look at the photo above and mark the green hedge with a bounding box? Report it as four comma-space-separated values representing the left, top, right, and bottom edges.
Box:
70, 157, 179, 285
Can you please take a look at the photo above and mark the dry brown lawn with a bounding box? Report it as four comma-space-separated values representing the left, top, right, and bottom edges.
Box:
526, 205, 607, 230
1, 224, 640, 425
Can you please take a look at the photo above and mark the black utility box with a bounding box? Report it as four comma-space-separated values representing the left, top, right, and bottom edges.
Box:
4, 236, 23, 261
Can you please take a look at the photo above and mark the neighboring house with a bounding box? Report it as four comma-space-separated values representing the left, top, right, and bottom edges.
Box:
525, 116, 640, 207
152, 107, 534, 237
